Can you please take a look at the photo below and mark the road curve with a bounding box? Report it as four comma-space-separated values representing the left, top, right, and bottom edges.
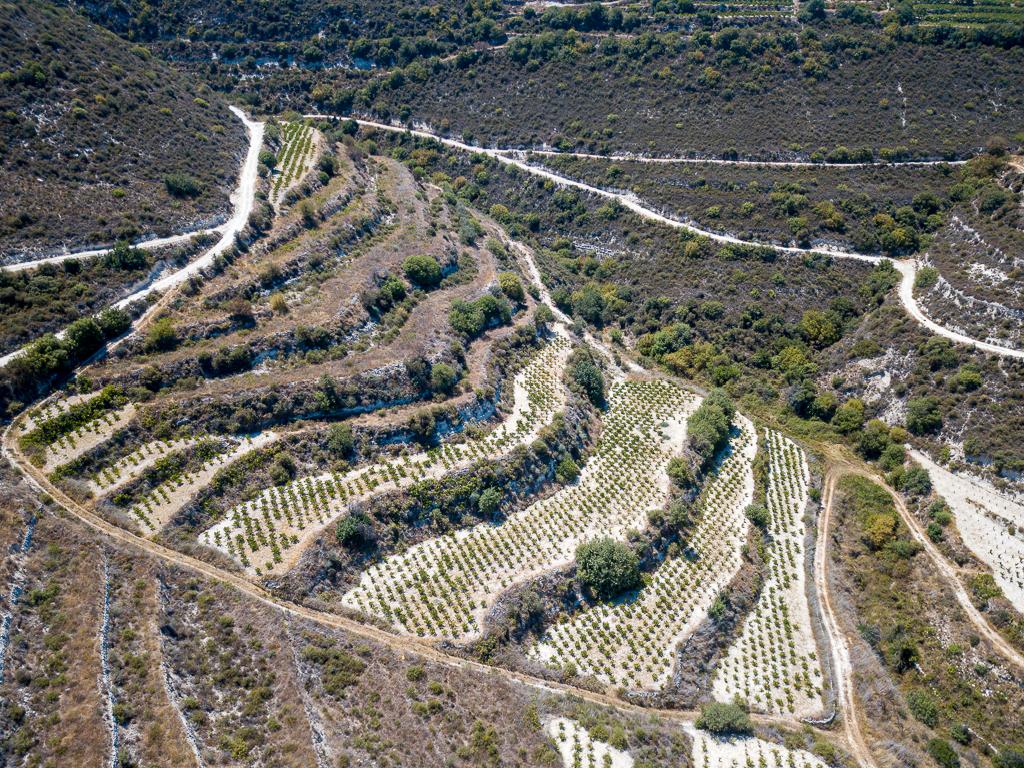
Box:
305, 114, 1024, 362
0, 107, 264, 370
2, 106, 262, 275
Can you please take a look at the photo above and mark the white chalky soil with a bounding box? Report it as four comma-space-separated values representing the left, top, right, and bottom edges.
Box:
684, 724, 830, 768
341, 378, 699, 640
129, 432, 279, 533
42, 404, 137, 472
911, 449, 1024, 613
545, 718, 634, 768
711, 429, 825, 717
88, 438, 199, 496
528, 414, 757, 690
200, 332, 573, 576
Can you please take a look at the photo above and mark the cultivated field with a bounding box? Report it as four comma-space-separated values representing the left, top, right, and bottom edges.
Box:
711, 430, 825, 717
912, 449, 1024, 613
683, 724, 830, 768
545, 717, 634, 768
529, 414, 756, 690
342, 378, 700, 640
270, 121, 320, 208
199, 332, 573, 574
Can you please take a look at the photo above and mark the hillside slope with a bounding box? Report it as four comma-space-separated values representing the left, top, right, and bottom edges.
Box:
0, 0, 245, 256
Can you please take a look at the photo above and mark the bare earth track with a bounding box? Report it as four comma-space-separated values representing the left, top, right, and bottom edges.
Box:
305, 114, 1024, 362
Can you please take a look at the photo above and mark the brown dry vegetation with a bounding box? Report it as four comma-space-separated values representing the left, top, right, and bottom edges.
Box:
828, 475, 1024, 766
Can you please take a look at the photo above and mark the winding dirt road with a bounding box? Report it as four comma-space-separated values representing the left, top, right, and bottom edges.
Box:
817, 463, 1024, 768
817, 470, 881, 768
305, 114, 1024, 362
0, 108, 264, 370
510, 147, 967, 169
3, 107, 263, 276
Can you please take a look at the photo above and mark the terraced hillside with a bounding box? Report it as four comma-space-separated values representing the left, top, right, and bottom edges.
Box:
2, 0, 1024, 764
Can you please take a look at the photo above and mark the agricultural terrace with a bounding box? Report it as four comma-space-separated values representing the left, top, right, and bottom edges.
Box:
18, 389, 136, 473
528, 414, 757, 690
200, 333, 573, 575
912, 449, 1024, 613
89, 437, 199, 495
127, 431, 278, 533
683, 724, 830, 768
545, 717, 634, 768
342, 379, 700, 640
20, 390, 102, 433
270, 121, 318, 207
711, 430, 825, 717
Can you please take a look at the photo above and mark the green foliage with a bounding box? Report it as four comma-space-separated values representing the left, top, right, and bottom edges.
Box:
915, 266, 940, 291
336, 512, 374, 549
896, 466, 931, 496
800, 309, 840, 348
907, 689, 940, 728
327, 423, 354, 458
555, 457, 580, 483
497, 271, 525, 302
745, 503, 770, 528
144, 317, 178, 353
569, 350, 605, 407
478, 487, 501, 516
103, 241, 148, 271
449, 294, 512, 338
429, 362, 459, 393
403, 254, 443, 288
695, 702, 753, 735
687, 388, 735, 469
907, 397, 942, 435
576, 537, 641, 599
927, 740, 960, 768
163, 172, 204, 198
667, 456, 694, 489
832, 398, 865, 434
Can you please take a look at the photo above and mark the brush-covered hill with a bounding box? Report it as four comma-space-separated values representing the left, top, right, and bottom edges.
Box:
0, 0, 246, 256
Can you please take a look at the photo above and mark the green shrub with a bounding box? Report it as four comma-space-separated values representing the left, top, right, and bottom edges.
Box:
576, 537, 641, 600
695, 701, 753, 735
569, 351, 605, 406
907, 689, 939, 727
927, 739, 959, 768
555, 457, 579, 483
498, 271, 525, 302
430, 362, 459, 393
403, 254, 443, 288
745, 503, 770, 528
164, 172, 204, 198
336, 512, 374, 549
144, 317, 178, 352
907, 397, 942, 435
327, 423, 354, 458
478, 487, 501, 516
687, 389, 735, 469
